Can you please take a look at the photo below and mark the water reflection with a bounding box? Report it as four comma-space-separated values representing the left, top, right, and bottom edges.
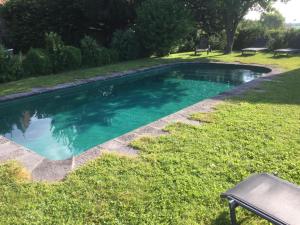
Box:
0, 64, 264, 160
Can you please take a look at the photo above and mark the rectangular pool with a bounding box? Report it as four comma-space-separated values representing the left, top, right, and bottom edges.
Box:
0, 63, 269, 160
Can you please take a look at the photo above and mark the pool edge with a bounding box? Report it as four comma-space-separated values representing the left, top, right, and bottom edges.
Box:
0, 62, 281, 181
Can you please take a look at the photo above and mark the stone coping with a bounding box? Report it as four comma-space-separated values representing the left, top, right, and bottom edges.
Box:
0, 62, 281, 181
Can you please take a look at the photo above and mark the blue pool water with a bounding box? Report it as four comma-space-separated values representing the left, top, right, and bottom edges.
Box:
0, 63, 269, 160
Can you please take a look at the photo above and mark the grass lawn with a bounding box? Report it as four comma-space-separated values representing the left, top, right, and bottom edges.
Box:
0, 52, 300, 224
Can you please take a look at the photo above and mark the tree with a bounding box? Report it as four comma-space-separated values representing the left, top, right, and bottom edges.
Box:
218, 0, 289, 53
260, 9, 285, 29
187, 0, 289, 54
136, 0, 193, 56
184, 0, 223, 35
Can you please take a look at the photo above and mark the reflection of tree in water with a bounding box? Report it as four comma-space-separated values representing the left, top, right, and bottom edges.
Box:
0, 64, 262, 152
0, 70, 188, 151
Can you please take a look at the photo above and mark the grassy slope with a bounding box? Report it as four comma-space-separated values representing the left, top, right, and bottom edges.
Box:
0, 52, 300, 225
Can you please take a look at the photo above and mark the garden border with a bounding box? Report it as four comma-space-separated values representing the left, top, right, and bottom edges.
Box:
0, 62, 281, 181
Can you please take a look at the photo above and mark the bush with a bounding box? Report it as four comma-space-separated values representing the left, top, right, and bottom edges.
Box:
266, 30, 287, 50
0, 45, 9, 75
234, 21, 267, 50
284, 29, 300, 49
6, 53, 24, 81
61, 46, 82, 70
111, 29, 141, 60
0, 0, 86, 52
95, 47, 119, 65
23, 48, 51, 76
106, 49, 119, 64
136, 0, 193, 56
0, 45, 23, 82
80, 36, 101, 67
209, 32, 226, 51
45, 32, 64, 73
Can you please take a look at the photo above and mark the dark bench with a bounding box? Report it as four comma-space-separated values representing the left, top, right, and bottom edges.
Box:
241, 47, 268, 55
274, 48, 300, 56
221, 173, 300, 225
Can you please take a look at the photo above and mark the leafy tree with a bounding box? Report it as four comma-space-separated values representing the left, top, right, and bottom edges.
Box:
111, 29, 142, 60
0, 0, 86, 51
260, 9, 285, 30
184, 0, 223, 35
136, 0, 193, 56
187, 0, 289, 53
217, 0, 289, 53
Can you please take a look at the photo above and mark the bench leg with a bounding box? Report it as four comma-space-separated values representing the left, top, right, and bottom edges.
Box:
229, 200, 238, 225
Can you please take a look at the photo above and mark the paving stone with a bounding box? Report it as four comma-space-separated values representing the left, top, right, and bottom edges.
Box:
16, 152, 45, 172
100, 140, 138, 155
149, 119, 169, 129
135, 125, 166, 136
74, 147, 102, 169
32, 159, 73, 181
116, 133, 140, 144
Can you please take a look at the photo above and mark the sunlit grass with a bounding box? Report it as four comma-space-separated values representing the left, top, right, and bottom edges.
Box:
0, 52, 300, 224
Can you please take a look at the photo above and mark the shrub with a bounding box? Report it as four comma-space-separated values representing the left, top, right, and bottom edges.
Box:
111, 29, 141, 60
136, 0, 193, 56
23, 48, 51, 76
0, 45, 22, 82
284, 29, 300, 49
0, 45, 9, 75
61, 46, 82, 70
0, 0, 86, 52
209, 32, 226, 51
80, 36, 101, 67
106, 49, 119, 64
234, 21, 267, 50
45, 32, 64, 73
6, 53, 24, 81
266, 30, 287, 50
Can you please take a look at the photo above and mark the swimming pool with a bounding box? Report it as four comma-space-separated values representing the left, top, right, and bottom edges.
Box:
0, 63, 270, 160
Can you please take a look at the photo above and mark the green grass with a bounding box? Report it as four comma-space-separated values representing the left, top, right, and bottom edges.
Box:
1, 51, 300, 97
0, 52, 300, 224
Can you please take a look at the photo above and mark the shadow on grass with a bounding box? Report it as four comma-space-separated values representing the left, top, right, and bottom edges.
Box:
270, 54, 296, 59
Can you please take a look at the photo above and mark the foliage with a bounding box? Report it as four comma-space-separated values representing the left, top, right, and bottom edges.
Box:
100, 48, 120, 65
0, 54, 300, 224
208, 32, 227, 50
5, 53, 24, 81
77, 0, 138, 45
23, 48, 52, 76
0, 45, 8, 75
80, 35, 101, 67
192, 0, 289, 53
267, 29, 287, 50
184, 0, 224, 35
0, 0, 85, 52
45, 32, 65, 73
260, 9, 285, 30
234, 20, 267, 50
0, 45, 24, 82
61, 46, 82, 70
284, 29, 300, 49
136, 0, 193, 56
111, 29, 141, 60
0, 0, 142, 51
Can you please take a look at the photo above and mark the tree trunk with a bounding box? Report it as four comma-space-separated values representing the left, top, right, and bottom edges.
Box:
224, 19, 238, 54
225, 29, 235, 54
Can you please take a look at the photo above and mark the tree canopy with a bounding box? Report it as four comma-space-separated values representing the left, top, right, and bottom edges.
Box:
260, 9, 285, 29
